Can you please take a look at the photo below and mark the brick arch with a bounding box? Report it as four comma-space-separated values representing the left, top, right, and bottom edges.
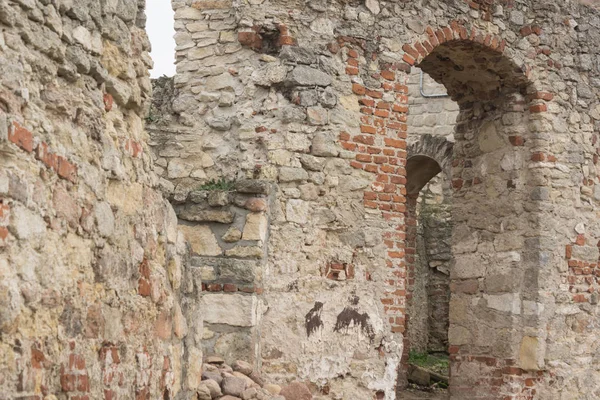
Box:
398, 25, 551, 400
336, 22, 554, 398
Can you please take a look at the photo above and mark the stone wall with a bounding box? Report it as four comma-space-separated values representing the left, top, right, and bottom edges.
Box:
4, 0, 600, 399
160, 0, 600, 399
0, 1, 204, 398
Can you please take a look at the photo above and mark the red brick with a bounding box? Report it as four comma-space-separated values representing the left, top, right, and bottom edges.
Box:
384, 138, 405, 148
356, 154, 372, 162
238, 31, 262, 49
532, 91, 554, 101
9, 122, 34, 152
347, 58, 359, 67
443, 27, 454, 41
104, 93, 114, 112
520, 26, 533, 36
509, 136, 525, 146
350, 161, 364, 170
278, 35, 297, 46
402, 53, 415, 66
138, 278, 151, 297
360, 125, 377, 134
352, 83, 366, 95
381, 70, 395, 81
436, 29, 446, 44
374, 109, 389, 118
57, 157, 78, 182
347, 49, 359, 58
61, 370, 76, 392
413, 42, 428, 58
77, 375, 90, 392
223, 283, 237, 292
530, 104, 547, 113
402, 44, 419, 60
365, 89, 383, 99
340, 141, 356, 151
531, 152, 546, 162
345, 66, 359, 75
206, 283, 223, 292
426, 26, 439, 47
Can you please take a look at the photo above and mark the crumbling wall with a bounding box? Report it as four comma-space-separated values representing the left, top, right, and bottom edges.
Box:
158, 0, 600, 399
0, 1, 204, 398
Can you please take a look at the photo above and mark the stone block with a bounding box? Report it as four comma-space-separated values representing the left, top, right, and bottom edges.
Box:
201, 294, 257, 327
242, 213, 268, 242
285, 66, 332, 87
179, 225, 222, 256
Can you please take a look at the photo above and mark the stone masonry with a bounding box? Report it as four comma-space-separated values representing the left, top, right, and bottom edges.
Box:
0, 0, 204, 399
3, 0, 600, 400
160, 0, 600, 399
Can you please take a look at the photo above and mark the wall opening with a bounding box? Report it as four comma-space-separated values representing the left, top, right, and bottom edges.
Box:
399, 36, 538, 399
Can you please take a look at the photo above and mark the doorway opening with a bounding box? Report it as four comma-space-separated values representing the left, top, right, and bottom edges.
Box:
397, 32, 538, 399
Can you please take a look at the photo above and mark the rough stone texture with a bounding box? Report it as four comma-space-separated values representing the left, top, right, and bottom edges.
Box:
4, 0, 600, 400
0, 0, 204, 399
156, 0, 600, 398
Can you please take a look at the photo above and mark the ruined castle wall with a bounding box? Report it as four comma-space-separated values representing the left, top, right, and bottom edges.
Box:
161, 0, 600, 399
0, 1, 204, 398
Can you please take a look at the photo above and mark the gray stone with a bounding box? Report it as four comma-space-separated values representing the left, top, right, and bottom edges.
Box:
202, 370, 223, 385
280, 46, 316, 65
95, 202, 115, 237
251, 64, 288, 86
235, 180, 270, 194
311, 132, 339, 157
200, 379, 222, 398
208, 191, 230, 207
178, 206, 235, 223
279, 167, 309, 182
221, 375, 248, 397
285, 66, 332, 87
196, 385, 212, 400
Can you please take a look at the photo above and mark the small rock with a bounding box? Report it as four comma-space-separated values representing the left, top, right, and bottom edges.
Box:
233, 359, 254, 375
244, 198, 268, 212
241, 387, 258, 400
208, 191, 229, 207
233, 371, 258, 389
196, 385, 212, 400
206, 355, 225, 364
264, 384, 282, 395
222, 374, 247, 397
365, 0, 380, 15
408, 366, 430, 386
220, 396, 243, 400
248, 371, 264, 387
235, 180, 271, 194
201, 379, 222, 398
222, 227, 243, 243
202, 370, 223, 385
279, 382, 312, 400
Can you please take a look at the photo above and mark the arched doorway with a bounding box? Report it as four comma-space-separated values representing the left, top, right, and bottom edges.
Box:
396, 30, 546, 399
404, 136, 454, 397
